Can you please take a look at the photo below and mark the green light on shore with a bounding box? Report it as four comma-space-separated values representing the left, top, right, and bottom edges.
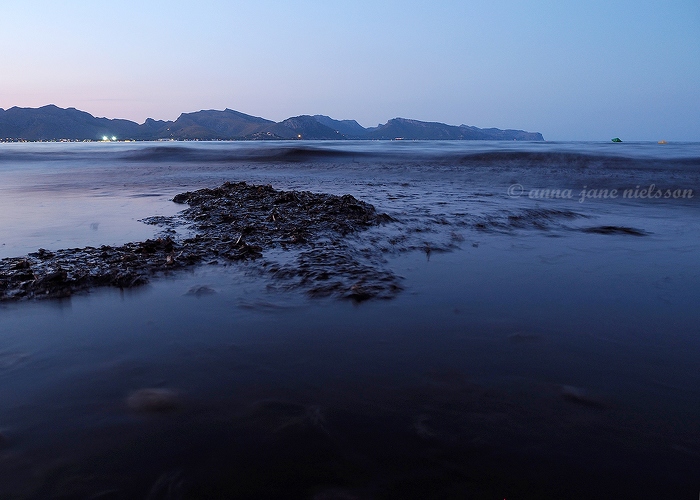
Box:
112, 136, 116, 141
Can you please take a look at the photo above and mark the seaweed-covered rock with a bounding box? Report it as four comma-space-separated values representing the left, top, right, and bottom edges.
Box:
0, 182, 401, 302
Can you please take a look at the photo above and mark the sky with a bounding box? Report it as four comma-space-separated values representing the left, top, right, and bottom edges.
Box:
0, 0, 698, 141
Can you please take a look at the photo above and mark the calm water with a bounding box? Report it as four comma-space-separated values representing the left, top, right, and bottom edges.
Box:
0, 141, 699, 498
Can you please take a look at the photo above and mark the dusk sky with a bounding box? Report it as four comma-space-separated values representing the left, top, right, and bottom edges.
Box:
1, 0, 698, 141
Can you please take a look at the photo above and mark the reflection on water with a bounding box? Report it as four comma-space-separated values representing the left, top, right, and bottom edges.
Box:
0, 235, 698, 497
0, 141, 699, 497
0, 192, 181, 258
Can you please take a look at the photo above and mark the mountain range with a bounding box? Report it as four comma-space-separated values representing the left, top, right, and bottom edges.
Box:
0, 105, 544, 141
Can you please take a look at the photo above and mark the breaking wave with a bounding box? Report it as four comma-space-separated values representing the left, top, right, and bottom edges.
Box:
120, 144, 370, 163
118, 144, 700, 170
1, 141, 698, 173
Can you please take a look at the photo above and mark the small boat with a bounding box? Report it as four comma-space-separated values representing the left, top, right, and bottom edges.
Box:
611, 137, 622, 142
658, 140, 667, 144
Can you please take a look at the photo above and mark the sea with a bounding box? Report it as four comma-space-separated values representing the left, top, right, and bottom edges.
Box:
0, 140, 698, 499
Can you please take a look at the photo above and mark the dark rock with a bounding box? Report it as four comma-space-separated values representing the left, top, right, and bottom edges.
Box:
10, 260, 30, 270
186, 285, 216, 297
0, 182, 402, 302
580, 226, 647, 236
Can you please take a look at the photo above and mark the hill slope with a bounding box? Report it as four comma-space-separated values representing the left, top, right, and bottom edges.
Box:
0, 106, 544, 141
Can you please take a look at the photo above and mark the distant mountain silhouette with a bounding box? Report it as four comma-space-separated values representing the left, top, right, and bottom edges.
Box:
364, 118, 543, 141
0, 105, 142, 141
251, 115, 344, 140
313, 115, 367, 138
159, 109, 274, 140
0, 105, 544, 141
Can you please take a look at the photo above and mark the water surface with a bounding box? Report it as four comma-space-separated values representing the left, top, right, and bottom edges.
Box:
0, 141, 698, 498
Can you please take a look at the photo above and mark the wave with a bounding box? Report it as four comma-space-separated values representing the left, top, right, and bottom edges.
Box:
1, 142, 699, 172
119, 144, 700, 169
453, 151, 700, 169
120, 144, 369, 163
